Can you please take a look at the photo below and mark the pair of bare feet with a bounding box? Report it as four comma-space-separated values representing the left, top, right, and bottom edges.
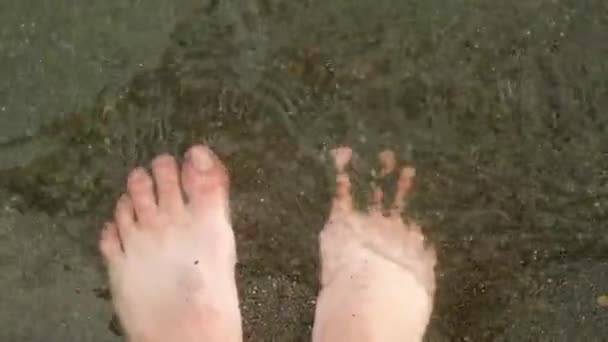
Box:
99, 145, 436, 342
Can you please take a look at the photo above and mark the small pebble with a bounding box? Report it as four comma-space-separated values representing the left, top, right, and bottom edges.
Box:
597, 295, 608, 307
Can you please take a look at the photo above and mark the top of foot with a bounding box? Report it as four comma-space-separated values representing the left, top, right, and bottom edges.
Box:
99, 145, 242, 342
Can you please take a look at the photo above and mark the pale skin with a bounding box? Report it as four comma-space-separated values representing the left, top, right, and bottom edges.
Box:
99, 144, 436, 342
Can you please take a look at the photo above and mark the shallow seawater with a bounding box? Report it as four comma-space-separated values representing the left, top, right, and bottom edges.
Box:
1, 0, 607, 340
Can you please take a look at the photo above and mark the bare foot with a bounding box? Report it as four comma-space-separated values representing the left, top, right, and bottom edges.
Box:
313, 146, 437, 342
99, 145, 242, 342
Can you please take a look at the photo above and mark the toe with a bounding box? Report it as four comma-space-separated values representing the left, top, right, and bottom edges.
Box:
114, 193, 136, 232
99, 222, 124, 264
114, 194, 139, 244
368, 181, 383, 215
332, 146, 352, 172
378, 149, 397, 177
181, 145, 229, 215
329, 146, 353, 217
151, 154, 184, 213
127, 167, 159, 224
390, 166, 416, 218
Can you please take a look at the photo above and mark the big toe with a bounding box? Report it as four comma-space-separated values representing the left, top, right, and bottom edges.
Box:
181, 145, 229, 218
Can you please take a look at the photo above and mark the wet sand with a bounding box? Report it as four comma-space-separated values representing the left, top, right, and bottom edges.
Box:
1, 1, 607, 341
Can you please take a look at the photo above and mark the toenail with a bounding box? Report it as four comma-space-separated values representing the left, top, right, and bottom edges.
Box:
152, 155, 174, 167
129, 167, 148, 181
189, 147, 214, 171
402, 167, 416, 178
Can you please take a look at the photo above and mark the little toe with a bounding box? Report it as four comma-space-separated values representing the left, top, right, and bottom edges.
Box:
151, 154, 184, 214
99, 222, 124, 264
181, 145, 229, 217
126, 167, 159, 224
